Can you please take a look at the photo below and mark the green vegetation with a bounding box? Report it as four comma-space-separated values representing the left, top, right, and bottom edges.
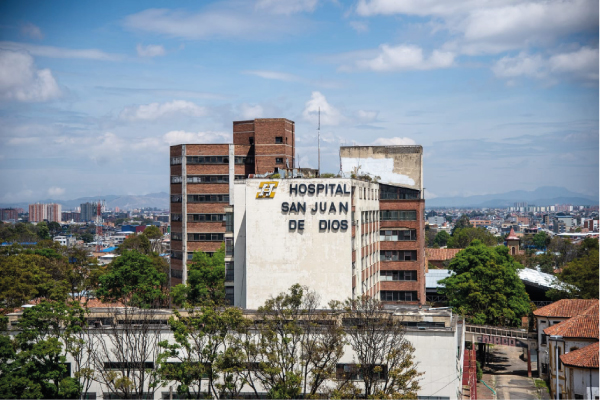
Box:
440, 240, 531, 326
548, 237, 599, 300
447, 226, 500, 248
434, 230, 450, 247
534, 378, 547, 389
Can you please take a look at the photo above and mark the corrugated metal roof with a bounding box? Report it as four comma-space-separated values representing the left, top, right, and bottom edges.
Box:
425, 269, 452, 289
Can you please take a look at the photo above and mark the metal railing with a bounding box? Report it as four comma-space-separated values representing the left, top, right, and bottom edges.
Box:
465, 324, 536, 340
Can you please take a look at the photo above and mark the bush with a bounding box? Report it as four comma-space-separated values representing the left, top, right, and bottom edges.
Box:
476, 361, 482, 382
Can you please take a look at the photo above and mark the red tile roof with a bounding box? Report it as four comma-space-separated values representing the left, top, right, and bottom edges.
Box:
560, 342, 599, 369
506, 227, 520, 241
425, 248, 463, 261
544, 303, 599, 339
533, 299, 597, 318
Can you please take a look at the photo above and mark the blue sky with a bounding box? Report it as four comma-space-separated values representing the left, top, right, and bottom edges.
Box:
0, 0, 598, 203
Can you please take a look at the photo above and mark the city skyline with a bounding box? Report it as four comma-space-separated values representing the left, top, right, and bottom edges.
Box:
0, 0, 598, 203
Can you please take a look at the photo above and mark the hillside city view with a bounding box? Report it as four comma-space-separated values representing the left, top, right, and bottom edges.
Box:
0, 1, 598, 400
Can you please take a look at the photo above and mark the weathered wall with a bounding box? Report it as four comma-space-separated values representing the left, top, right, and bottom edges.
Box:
340, 146, 423, 190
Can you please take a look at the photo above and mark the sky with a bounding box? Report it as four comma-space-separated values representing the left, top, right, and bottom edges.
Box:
0, 0, 598, 204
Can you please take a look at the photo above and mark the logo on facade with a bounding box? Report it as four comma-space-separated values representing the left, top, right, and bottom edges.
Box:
256, 181, 278, 198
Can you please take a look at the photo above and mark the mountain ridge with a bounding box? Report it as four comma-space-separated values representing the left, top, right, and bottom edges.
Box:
1, 192, 169, 211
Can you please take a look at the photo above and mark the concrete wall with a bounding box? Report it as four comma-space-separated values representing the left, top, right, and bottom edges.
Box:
340, 146, 423, 190
567, 366, 599, 400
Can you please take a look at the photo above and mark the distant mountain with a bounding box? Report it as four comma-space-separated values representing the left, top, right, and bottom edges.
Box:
1, 192, 169, 211
426, 186, 598, 208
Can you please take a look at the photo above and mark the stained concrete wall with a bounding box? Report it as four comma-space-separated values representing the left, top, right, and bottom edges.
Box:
340, 146, 423, 190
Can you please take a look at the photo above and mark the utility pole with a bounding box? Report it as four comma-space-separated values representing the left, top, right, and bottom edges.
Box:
317, 107, 320, 177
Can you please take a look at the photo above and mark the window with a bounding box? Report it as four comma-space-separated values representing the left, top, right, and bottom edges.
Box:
105, 393, 153, 400
574, 395, 584, 399
171, 232, 182, 241
235, 156, 254, 164
541, 363, 548, 374
276, 157, 283, 164
187, 233, 225, 241
171, 250, 183, 259
171, 176, 183, 184
187, 194, 229, 203
380, 210, 417, 221
380, 229, 417, 241
170, 194, 182, 203
380, 250, 417, 262
186, 156, 229, 164
249, 137, 254, 145
104, 362, 154, 370
170, 157, 182, 165
225, 238, 234, 256
225, 287, 234, 305
541, 334, 547, 345
171, 269, 183, 279
336, 364, 387, 381
379, 183, 420, 200
275, 136, 283, 144
81, 393, 96, 400
187, 175, 229, 183
171, 213, 182, 222
380, 270, 417, 281
558, 347, 562, 370
225, 262, 234, 281
225, 212, 233, 232
188, 213, 226, 222
380, 291, 418, 301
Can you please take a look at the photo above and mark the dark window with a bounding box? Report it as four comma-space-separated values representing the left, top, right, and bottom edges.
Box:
379, 183, 420, 200
249, 137, 254, 145
275, 136, 283, 144
225, 212, 233, 232
171, 251, 183, 260
380, 210, 417, 221
170, 157, 182, 165
275, 158, 283, 164
187, 175, 229, 183
187, 194, 229, 203
225, 238, 234, 256
225, 287, 234, 305
170, 194, 182, 203
187, 233, 225, 241
235, 156, 253, 165
186, 156, 229, 164
82, 393, 96, 400
225, 262, 234, 281
380, 229, 417, 241
171, 269, 183, 279
171, 213, 182, 222
336, 364, 387, 381
171, 232, 182, 241
558, 347, 562, 371
541, 363, 548, 374
574, 395, 584, 399
104, 362, 154, 370
188, 213, 226, 222
380, 270, 417, 281
105, 393, 153, 400
380, 291, 418, 301
541, 334, 547, 345
380, 250, 417, 262
171, 176, 182, 184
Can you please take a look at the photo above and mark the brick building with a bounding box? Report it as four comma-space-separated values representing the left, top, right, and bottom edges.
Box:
0, 208, 18, 221
169, 118, 295, 288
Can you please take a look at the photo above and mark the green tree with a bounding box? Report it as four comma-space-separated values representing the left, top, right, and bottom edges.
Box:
425, 229, 437, 248
548, 238, 599, 300
36, 222, 51, 240
439, 240, 531, 326
171, 247, 226, 307
79, 232, 94, 244
0, 253, 52, 314
117, 233, 151, 255
447, 227, 498, 248
434, 231, 450, 247
535, 252, 555, 274
47, 222, 62, 236
143, 225, 162, 239
532, 231, 551, 249
451, 214, 471, 235
96, 250, 168, 308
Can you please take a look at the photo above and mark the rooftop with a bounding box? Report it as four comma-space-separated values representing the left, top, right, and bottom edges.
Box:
543, 303, 599, 339
425, 248, 463, 261
560, 342, 599, 369
533, 298, 597, 318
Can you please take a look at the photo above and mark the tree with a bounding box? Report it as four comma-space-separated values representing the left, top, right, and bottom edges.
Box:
532, 231, 550, 249
434, 231, 450, 247
96, 250, 168, 308
439, 240, 531, 327
447, 227, 498, 248
118, 234, 151, 255
0, 253, 51, 314
335, 296, 422, 399
548, 238, 599, 300
451, 215, 471, 235
47, 221, 62, 236
171, 247, 226, 307
37, 221, 51, 240
425, 229, 437, 248
548, 236, 577, 267
79, 232, 94, 244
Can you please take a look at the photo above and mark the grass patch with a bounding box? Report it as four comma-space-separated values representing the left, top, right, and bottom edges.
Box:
534, 379, 547, 389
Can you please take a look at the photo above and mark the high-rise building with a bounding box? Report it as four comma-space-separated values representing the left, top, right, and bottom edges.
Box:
170, 119, 426, 307
0, 208, 18, 221
28, 203, 46, 223
80, 202, 98, 222
46, 203, 62, 222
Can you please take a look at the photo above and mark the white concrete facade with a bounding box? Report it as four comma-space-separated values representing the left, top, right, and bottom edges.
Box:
233, 178, 379, 309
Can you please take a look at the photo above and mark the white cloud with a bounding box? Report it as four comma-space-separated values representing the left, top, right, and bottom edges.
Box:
243, 70, 301, 82
343, 44, 455, 72
356, 109, 378, 122
349, 21, 369, 33
240, 104, 264, 119
48, 187, 65, 196
0, 50, 61, 102
493, 47, 599, 83
119, 100, 208, 121
123, 5, 305, 40
136, 44, 166, 58
372, 137, 416, 145
20, 22, 43, 40
0, 41, 122, 61
163, 130, 230, 145
303, 91, 344, 126
255, 0, 318, 14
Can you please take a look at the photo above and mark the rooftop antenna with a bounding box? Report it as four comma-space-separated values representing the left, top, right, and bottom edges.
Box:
317, 107, 321, 177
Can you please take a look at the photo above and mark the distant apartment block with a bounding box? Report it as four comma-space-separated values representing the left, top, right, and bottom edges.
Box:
28, 203, 62, 223
471, 219, 492, 227
80, 202, 98, 222
428, 215, 446, 226
0, 208, 18, 221
62, 211, 81, 223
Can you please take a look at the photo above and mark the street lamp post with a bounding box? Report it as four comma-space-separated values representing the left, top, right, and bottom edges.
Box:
550, 335, 563, 400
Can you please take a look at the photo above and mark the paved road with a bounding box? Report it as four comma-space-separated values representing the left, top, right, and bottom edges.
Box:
479, 345, 539, 400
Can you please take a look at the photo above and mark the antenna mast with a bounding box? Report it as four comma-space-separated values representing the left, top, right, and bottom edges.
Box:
317, 107, 321, 177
